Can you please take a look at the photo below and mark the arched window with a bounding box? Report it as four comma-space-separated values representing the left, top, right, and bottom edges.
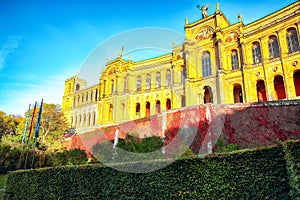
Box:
166, 99, 171, 111
181, 66, 186, 83
75, 116, 77, 128
79, 114, 82, 127
268, 36, 280, 59
73, 97, 76, 107
286, 28, 300, 53
87, 113, 91, 126
75, 84, 80, 91
95, 89, 98, 101
274, 75, 286, 100
294, 71, 300, 96
203, 86, 213, 103
81, 94, 84, 102
83, 114, 86, 126
137, 76, 142, 91
231, 50, 239, 70
156, 100, 161, 114
156, 72, 161, 88
111, 80, 114, 94
166, 69, 171, 86
124, 77, 127, 92
146, 102, 150, 117
146, 74, 151, 90
136, 103, 140, 119
86, 92, 88, 101
256, 80, 267, 102
90, 90, 93, 101
233, 84, 243, 103
77, 95, 80, 103
92, 111, 96, 126
252, 42, 262, 64
202, 51, 212, 77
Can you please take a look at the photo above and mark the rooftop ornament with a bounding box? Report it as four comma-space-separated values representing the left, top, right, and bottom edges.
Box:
197, 4, 210, 18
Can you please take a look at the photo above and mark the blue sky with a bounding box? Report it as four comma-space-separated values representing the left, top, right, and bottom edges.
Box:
0, 0, 296, 115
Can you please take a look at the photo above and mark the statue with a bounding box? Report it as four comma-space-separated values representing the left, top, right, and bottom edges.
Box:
197, 4, 210, 18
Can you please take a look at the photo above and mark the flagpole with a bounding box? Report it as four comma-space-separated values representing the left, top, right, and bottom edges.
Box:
24, 101, 37, 169
31, 99, 43, 169
18, 104, 31, 169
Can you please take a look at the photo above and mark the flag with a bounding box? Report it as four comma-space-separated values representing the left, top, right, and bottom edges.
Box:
21, 104, 31, 144
113, 128, 119, 148
34, 99, 43, 138
27, 101, 37, 142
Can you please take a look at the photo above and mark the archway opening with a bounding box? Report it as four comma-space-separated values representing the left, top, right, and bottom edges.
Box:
274, 75, 286, 100
233, 84, 243, 103
256, 80, 267, 102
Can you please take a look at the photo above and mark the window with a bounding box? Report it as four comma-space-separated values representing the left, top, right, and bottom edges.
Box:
137, 76, 142, 91
166, 70, 171, 86
73, 97, 76, 107
274, 76, 286, 100
156, 72, 161, 88
268, 36, 280, 59
95, 89, 98, 101
81, 94, 84, 102
286, 28, 300, 53
86, 92, 88, 101
90, 91, 93, 101
231, 50, 239, 70
146, 74, 151, 90
202, 51, 212, 77
76, 84, 80, 91
77, 95, 80, 103
87, 113, 91, 126
252, 42, 262, 64
294, 71, 300, 96
111, 80, 114, 94
92, 111, 96, 125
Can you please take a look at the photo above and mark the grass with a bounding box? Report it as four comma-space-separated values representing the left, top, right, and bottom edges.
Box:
0, 174, 7, 199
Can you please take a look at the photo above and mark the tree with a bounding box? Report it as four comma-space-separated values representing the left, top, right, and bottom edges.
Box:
0, 112, 23, 140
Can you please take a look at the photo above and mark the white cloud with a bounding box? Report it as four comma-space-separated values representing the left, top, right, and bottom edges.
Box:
0, 35, 22, 71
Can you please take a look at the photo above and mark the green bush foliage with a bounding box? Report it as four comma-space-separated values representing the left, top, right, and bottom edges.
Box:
283, 140, 300, 199
5, 141, 300, 199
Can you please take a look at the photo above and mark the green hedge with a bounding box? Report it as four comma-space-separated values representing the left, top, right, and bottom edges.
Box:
4, 141, 300, 199
283, 140, 300, 199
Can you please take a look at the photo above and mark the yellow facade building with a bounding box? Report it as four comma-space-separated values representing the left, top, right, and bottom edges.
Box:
62, 1, 300, 130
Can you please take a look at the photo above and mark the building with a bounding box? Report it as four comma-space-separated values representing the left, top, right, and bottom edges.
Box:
62, 1, 300, 131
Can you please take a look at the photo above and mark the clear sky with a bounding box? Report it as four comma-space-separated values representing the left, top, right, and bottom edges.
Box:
0, 0, 296, 116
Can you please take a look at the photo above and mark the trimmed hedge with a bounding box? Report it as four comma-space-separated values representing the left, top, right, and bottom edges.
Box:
4, 141, 300, 199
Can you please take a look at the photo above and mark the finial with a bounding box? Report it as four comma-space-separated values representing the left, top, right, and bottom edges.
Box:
216, 2, 220, 12
118, 45, 124, 58
185, 17, 189, 24
238, 13, 242, 22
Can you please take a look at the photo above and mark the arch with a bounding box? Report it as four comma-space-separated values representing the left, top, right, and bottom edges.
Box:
256, 80, 267, 102
286, 27, 300, 53
146, 102, 150, 117
268, 35, 280, 59
202, 51, 212, 77
274, 75, 286, 100
156, 100, 161, 114
203, 86, 213, 103
252, 42, 262, 64
294, 70, 300, 96
231, 49, 239, 70
136, 103, 140, 119
166, 99, 171, 111
156, 72, 161, 88
233, 84, 243, 103
166, 69, 171, 86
